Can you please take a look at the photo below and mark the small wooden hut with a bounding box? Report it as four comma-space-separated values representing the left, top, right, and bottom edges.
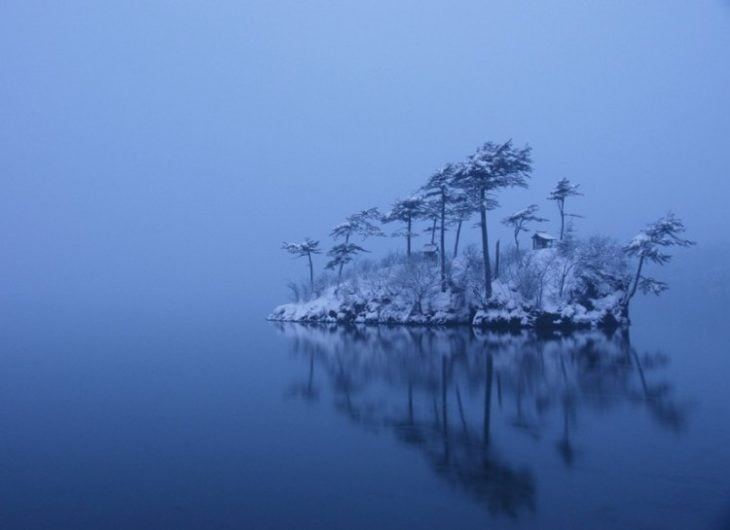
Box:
532, 232, 556, 250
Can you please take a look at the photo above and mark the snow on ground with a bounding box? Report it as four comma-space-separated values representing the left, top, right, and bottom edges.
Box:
269, 248, 628, 330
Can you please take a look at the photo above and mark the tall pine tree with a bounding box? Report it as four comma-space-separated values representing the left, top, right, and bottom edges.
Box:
453, 140, 532, 299
282, 238, 321, 293
383, 197, 426, 258
548, 178, 582, 240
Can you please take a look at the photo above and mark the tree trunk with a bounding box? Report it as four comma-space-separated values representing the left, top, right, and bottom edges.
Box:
440, 192, 447, 291
430, 217, 437, 245
514, 229, 520, 253
307, 252, 314, 294
559, 200, 565, 240
406, 214, 412, 258
624, 254, 645, 309
453, 219, 462, 258
479, 187, 492, 299
337, 233, 350, 284
494, 239, 500, 279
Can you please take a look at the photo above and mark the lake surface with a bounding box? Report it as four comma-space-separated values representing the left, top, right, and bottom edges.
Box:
1, 296, 729, 529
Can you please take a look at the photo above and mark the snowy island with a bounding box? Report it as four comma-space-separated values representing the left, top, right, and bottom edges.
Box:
270, 140, 693, 331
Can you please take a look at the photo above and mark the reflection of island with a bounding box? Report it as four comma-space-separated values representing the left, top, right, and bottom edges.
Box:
275, 324, 687, 519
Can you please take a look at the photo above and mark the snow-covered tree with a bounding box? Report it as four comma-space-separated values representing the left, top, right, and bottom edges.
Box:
622, 213, 694, 312
501, 204, 548, 252
449, 192, 490, 258
422, 164, 458, 290
331, 208, 384, 242
326, 243, 368, 286
453, 140, 532, 299
329, 208, 384, 283
282, 238, 321, 293
548, 178, 582, 240
383, 196, 426, 258
422, 198, 441, 246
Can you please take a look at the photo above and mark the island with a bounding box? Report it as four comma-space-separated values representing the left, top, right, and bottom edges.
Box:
270, 140, 693, 331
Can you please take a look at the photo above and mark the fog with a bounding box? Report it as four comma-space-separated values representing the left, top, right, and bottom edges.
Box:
2, 1, 729, 317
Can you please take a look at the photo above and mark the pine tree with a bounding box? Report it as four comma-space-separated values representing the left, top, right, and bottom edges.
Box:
622, 213, 695, 313
383, 196, 426, 258
449, 192, 487, 258
325, 243, 368, 286
281, 238, 321, 293
548, 178, 582, 240
501, 204, 548, 252
452, 140, 532, 299
329, 208, 384, 284
422, 198, 441, 246
422, 164, 459, 291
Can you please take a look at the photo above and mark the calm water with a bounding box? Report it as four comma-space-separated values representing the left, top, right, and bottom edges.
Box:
1, 296, 729, 529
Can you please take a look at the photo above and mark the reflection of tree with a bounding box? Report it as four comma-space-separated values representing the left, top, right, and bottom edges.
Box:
274, 323, 688, 519
285, 346, 319, 403
626, 337, 687, 432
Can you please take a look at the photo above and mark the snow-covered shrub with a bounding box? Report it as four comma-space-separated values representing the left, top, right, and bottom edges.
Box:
457, 244, 487, 305
287, 270, 338, 302
380, 251, 407, 269
513, 253, 543, 304
499, 246, 523, 284
498, 247, 556, 308
517, 251, 559, 307
313, 272, 335, 297
353, 258, 378, 276
392, 255, 440, 314
286, 281, 302, 303
574, 236, 629, 301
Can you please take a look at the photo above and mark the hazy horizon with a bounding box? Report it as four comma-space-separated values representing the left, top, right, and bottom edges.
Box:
2, 1, 729, 315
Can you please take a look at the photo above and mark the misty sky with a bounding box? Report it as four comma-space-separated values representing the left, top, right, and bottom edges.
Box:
2, 1, 729, 315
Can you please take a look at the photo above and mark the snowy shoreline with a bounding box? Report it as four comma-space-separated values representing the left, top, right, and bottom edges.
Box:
267, 284, 628, 331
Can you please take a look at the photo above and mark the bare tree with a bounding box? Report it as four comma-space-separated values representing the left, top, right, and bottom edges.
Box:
282, 238, 321, 293
453, 140, 533, 299
502, 204, 548, 252
548, 178, 582, 240
622, 213, 695, 313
